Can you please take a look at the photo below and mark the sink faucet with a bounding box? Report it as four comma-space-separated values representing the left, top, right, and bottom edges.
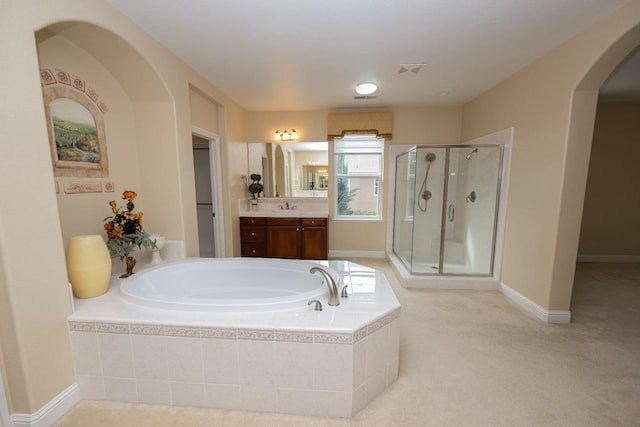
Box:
310, 266, 340, 306
285, 202, 290, 210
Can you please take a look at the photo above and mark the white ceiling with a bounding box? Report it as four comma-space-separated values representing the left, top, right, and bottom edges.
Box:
106, 0, 637, 111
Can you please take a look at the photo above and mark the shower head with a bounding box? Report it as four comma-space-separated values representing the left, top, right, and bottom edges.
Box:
425, 153, 436, 162
465, 148, 479, 160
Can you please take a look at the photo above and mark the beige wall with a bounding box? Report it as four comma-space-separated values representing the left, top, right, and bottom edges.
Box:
0, 0, 246, 414
578, 101, 640, 256
461, 1, 640, 310
189, 85, 219, 135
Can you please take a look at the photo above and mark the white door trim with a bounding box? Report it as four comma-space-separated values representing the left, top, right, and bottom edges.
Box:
192, 126, 225, 257
0, 365, 10, 427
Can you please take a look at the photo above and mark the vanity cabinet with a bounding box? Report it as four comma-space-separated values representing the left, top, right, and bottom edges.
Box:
239, 217, 267, 257
240, 217, 327, 260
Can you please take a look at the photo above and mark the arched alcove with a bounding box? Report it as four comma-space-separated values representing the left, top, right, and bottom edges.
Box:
551, 22, 640, 310
35, 22, 183, 253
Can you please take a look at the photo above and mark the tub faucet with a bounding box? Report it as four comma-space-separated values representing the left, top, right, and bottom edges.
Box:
341, 284, 349, 298
308, 300, 323, 311
310, 266, 340, 306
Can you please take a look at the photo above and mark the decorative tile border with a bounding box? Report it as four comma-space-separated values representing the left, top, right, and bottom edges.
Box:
96, 322, 130, 334
130, 324, 165, 336
165, 326, 200, 338
68, 321, 96, 332
40, 68, 108, 113
72, 75, 85, 92
69, 307, 401, 344
313, 332, 353, 345
353, 326, 367, 343
237, 329, 275, 341
275, 330, 313, 343
202, 327, 237, 340
58, 181, 115, 195
63, 181, 102, 194
55, 69, 71, 85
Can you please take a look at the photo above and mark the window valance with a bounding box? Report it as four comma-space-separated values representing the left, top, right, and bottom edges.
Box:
327, 112, 393, 141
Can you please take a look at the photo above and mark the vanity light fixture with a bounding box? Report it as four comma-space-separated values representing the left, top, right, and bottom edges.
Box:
355, 82, 378, 95
274, 129, 297, 141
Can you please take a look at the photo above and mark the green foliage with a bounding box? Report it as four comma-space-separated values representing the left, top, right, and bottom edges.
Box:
337, 178, 358, 215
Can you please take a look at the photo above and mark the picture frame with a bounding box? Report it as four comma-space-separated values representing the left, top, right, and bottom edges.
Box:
42, 86, 109, 177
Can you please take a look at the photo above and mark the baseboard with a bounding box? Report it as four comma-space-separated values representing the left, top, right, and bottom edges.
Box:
500, 282, 571, 324
329, 250, 386, 259
10, 383, 81, 427
576, 254, 640, 263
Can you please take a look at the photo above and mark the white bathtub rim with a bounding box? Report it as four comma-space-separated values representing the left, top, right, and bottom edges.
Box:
119, 257, 335, 312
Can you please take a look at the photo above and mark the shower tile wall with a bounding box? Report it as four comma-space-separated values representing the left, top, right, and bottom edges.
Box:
68, 309, 400, 418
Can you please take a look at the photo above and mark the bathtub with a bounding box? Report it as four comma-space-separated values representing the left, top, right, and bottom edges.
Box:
68, 257, 401, 418
120, 258, 333, 311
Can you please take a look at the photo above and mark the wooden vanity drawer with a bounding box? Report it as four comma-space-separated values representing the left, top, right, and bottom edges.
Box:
267, 217, 301, 226
241, 243, 266, 257
240, 217, 266, 226
241, 227, 265, 242
301, 218, 326, 227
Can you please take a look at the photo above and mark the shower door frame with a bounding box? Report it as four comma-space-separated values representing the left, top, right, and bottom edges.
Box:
393, 144, 504, 277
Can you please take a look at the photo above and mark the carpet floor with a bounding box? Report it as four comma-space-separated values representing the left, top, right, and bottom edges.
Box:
54, 259, 640, 427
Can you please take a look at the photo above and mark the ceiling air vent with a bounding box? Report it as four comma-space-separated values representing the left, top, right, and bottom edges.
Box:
354, 95, 378, 100
396, 63, 425, 75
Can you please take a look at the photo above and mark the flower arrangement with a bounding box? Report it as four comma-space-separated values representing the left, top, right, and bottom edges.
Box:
104, 190, 156, 261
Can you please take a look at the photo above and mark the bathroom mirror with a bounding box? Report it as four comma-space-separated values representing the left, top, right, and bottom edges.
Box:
247, 142, 328, 197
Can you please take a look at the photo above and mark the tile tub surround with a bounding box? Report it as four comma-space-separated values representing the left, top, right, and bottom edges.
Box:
67, 261, 400, 418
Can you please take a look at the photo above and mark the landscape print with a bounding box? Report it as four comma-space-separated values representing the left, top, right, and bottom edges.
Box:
51, 98, 100, 163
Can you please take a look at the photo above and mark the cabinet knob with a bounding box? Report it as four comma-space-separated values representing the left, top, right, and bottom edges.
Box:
251, 232, 255, 236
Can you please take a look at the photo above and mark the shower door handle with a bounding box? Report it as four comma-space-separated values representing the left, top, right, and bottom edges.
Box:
448, 204, 455, 222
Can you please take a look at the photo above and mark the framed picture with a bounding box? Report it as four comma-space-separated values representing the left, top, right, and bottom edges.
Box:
42, 86, 109, 177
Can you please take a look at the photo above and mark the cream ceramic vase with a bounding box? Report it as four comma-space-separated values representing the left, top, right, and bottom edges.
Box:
66, 234, 112, 298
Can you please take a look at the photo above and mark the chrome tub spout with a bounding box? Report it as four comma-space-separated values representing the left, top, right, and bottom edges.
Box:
310, 266, 340, 306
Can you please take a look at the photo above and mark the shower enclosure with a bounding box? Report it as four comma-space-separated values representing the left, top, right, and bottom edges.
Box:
393, 145, 503, 276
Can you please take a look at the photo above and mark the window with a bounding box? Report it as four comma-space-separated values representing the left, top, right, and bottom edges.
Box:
334, 135, 384, 219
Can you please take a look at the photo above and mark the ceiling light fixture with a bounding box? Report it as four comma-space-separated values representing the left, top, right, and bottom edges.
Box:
274, 129, 297, 141
355, 82, 378, 95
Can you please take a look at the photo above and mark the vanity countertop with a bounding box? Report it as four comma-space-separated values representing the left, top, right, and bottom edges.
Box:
240, 209, 329, 218
238, 197, 329, 218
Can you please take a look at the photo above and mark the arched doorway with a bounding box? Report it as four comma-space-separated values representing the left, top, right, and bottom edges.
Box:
554, 22, 640, 314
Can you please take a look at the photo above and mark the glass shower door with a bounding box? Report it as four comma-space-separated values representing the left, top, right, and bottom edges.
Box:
411, 147, 447, 274
393, 150, 415, 271
442, 146, 502, 275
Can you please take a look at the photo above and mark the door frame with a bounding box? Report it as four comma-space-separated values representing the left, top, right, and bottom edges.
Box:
192, 126, 225, 257
0, 365, 9, 427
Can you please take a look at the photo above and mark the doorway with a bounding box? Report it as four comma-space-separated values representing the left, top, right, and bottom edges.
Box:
0, 365, 9, 427
192, 127, 225, 257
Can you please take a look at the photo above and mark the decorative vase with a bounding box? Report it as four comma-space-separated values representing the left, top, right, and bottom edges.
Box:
120, 255, 137, 278
147, 234, 166, 266
66, 234, 112, 299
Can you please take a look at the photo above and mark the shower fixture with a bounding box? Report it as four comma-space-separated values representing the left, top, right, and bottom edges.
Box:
466, 191, 476, 203
417, 153, 437, 212
466, 148, 478, 160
